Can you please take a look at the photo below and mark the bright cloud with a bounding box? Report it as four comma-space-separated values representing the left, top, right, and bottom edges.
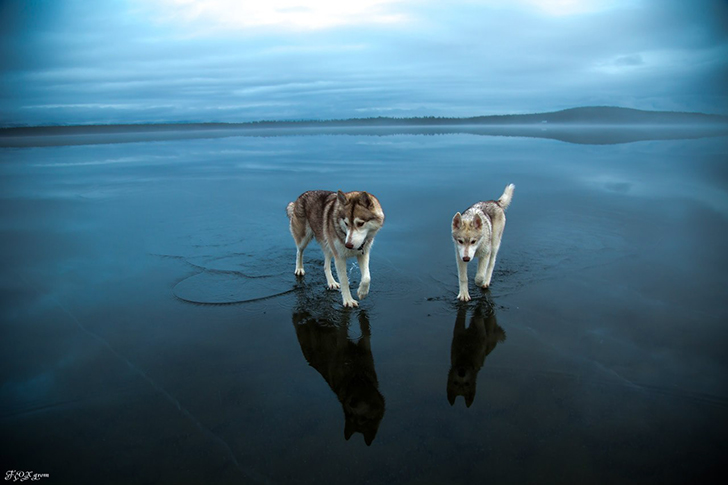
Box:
512, 0, 637, 16
147, 0, 410, 31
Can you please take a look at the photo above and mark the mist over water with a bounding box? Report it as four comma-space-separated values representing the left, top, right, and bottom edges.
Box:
1, 129, 727, 483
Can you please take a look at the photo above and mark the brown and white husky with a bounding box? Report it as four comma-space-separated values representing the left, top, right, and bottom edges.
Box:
287, 190, 385, 307
451, 184, 515, 301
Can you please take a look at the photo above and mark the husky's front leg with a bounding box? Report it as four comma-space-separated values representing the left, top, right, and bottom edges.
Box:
334, 256, 358, 307
322, 249, 340, 289
456, 253, 471, 302
356, 250, 371, 300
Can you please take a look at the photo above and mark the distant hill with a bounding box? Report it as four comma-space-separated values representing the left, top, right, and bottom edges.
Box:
465, 106, 728, 125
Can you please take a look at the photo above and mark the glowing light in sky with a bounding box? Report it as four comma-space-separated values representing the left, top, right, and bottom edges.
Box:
150, 0, 409, 31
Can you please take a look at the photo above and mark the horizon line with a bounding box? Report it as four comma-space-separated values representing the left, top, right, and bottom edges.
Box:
2, 106, 728, 131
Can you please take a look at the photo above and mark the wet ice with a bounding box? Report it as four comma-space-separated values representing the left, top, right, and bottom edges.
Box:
1, 127, 727, 484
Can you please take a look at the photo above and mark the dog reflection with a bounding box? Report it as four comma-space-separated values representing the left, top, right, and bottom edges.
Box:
293, 309, 385, 445
447, 300, 506, 407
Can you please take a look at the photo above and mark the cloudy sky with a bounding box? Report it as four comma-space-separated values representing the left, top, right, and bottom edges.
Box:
1, 0, 727, 126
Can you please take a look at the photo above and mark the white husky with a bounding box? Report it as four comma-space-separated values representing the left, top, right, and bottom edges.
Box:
451, 184, 515, 301
287, 190, 385, 308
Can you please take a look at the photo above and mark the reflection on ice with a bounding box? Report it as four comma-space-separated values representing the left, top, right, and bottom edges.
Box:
2, 123, 727, 148
447, 298, 506, 408
292, 284, 385, 446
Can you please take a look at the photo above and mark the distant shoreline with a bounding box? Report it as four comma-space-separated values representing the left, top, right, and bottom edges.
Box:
1, 107, 727, 147
2, 106, 728, 133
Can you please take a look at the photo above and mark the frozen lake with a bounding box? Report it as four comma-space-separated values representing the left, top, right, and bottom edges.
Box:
1, 128, 727, 483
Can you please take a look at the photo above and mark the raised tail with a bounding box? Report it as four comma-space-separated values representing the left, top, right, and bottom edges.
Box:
497, 183, 515, 210
286, 201, 294, 219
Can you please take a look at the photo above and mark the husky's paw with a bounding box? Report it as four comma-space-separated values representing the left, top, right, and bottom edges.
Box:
357, 281, 370, 300
474, 275, 485, 286
457, 292, 472, 302
342, 297, 359, 308
327, 281, 341, 290
294, 268, 305, 276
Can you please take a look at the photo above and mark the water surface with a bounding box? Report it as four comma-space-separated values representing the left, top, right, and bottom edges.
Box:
1, 129, 726, 484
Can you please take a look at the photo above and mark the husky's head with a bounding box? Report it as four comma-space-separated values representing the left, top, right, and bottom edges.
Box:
447, 365, 477, 407
343, 382, 386, 446
337, 190, 384, 250
452, 212, 485, 262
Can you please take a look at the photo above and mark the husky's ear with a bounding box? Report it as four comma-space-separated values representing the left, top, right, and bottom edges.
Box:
452, 212, 462, 230
337, 190, 347, 204
473, 213, 484, 230
447, 387, 456, 406
363, 426, 378, 446
465, 390, 475, 408
358, 191, 372, 208
344, 420, 355, 441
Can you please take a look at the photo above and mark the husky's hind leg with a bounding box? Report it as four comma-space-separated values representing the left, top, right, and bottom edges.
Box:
483, 240, 500, 287
474, 248, 491, 288
290, 212, 313, 276
483, 218, 505, 287
294, 231, 313, 276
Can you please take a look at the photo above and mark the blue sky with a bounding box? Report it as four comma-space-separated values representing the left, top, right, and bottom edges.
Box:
1, 0, 727, 126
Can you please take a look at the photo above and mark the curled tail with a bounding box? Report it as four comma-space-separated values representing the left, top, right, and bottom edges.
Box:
497, 183, 515, 210
286, 201, 294, 219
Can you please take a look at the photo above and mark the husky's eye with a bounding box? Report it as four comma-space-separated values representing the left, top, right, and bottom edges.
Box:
471, 239, 476, 244
356, 221, 365, 228
342, 219, 349, 227
457, 239, 464, 244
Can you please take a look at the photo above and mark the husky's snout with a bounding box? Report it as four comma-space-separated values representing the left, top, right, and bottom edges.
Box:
462, 256, 471, 262
345, 241, 366, 251
344, 232, 355, 249
345, 228, 367, 251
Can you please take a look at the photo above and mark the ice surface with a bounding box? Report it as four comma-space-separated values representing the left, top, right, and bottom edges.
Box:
173, 271, 291, 304
1, 129, 727, 484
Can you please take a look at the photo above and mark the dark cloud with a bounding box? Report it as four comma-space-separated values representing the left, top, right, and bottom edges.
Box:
1, 0, 726, 126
